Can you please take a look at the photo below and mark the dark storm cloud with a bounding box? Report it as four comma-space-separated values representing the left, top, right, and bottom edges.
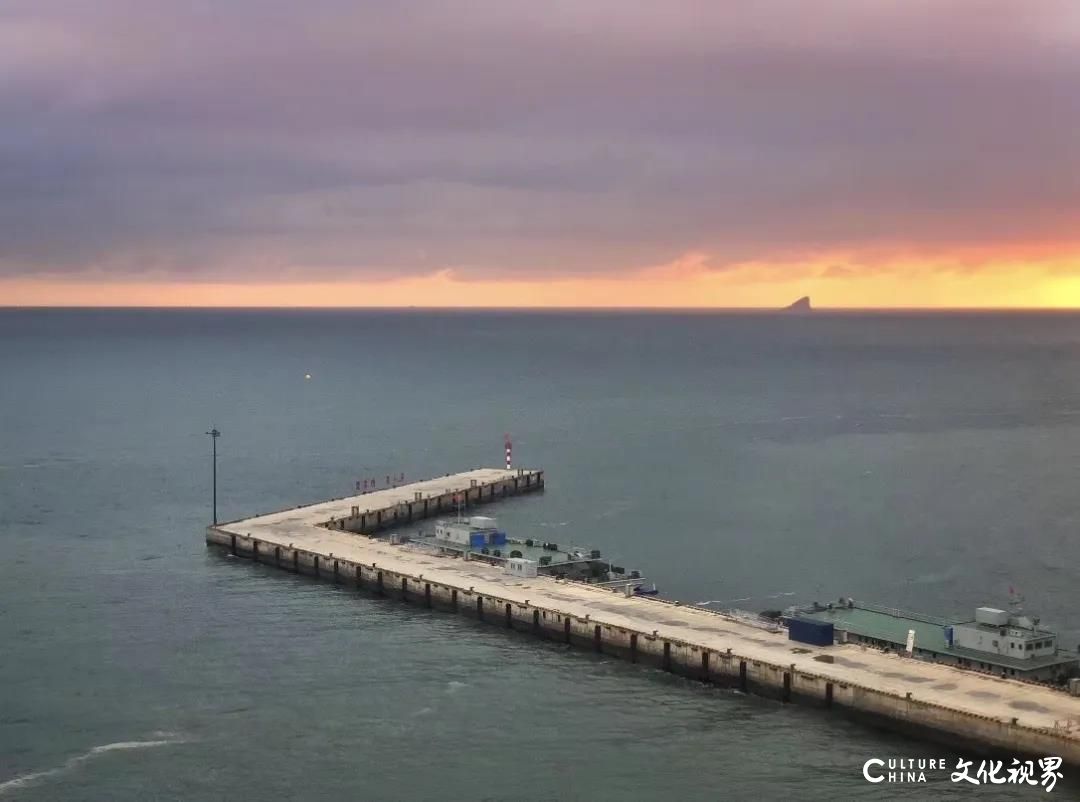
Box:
2, 0, 1079, 279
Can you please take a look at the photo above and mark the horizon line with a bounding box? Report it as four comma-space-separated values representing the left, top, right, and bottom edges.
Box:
5, 304, 1080, 314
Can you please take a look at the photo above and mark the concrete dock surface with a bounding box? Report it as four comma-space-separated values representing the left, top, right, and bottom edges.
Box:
223, 468, 534, 533
210, 469, 1080, 762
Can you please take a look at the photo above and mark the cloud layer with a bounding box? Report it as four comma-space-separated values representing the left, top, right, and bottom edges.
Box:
2, 1, 1079, 283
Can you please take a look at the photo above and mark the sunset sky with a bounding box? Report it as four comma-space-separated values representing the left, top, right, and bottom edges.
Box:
3, 1, 1080, 308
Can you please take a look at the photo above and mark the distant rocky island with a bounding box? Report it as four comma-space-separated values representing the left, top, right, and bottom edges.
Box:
784, 296, 812, 313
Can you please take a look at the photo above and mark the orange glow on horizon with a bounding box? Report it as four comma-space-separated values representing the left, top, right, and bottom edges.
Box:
5, 250, 1080, 309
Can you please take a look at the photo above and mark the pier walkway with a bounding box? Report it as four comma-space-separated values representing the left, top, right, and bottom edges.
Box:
222, 468, 543, 537
210, 469, 1080, 764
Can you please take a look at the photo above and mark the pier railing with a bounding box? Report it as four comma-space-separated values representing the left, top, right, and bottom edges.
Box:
854, 601, 955, 626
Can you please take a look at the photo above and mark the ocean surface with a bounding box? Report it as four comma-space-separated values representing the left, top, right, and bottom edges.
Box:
3, 308, 1080, 800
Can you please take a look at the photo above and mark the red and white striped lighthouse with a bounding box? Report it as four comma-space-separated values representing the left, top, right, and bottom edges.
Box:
504, 433, 512, 470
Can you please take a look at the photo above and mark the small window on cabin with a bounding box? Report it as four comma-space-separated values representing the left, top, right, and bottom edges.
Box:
992, 640, 999, 647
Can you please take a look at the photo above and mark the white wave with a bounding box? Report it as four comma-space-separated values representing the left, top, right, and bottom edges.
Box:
706, 597, 750, 605
702, 592, 793, 606
0, 736, 184, 796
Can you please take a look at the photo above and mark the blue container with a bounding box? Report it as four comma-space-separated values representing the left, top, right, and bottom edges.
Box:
469, 533, 487, 548
787, 617, 834, 647
490, 532, 507, 546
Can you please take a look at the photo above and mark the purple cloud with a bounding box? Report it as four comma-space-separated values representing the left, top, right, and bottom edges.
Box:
2, 0, 1079, 279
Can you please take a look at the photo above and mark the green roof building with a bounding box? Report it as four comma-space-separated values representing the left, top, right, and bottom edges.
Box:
797, 601, 1078, 684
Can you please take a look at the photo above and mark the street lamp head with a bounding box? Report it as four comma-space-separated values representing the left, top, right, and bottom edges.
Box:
207, 427, 221, 438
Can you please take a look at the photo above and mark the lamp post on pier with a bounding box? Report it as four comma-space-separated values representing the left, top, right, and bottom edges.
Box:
206, 426, 221, 525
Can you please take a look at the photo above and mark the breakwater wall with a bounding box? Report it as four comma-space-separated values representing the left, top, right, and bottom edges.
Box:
208, 470, 1080, 766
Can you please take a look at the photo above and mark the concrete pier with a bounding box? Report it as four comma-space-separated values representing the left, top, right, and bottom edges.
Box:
220, 468, 544, 537
208, 469, 1080, 764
